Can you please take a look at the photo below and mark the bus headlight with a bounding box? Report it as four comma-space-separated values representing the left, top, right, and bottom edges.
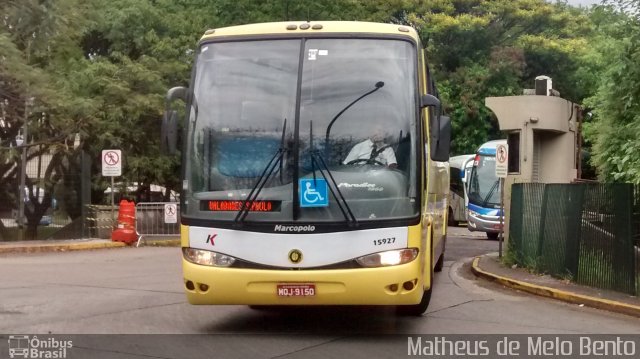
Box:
183, 248, 236, 267
356, 248, 418, 267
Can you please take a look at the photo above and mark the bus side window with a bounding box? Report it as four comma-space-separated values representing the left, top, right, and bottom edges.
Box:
450, 168, 463, 198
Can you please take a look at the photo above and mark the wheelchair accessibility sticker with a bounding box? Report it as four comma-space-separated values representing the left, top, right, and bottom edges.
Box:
299, 179, 329, 207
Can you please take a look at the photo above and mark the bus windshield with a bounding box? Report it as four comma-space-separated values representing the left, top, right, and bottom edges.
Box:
184, 38, 418, 223
467, 154, 501, 208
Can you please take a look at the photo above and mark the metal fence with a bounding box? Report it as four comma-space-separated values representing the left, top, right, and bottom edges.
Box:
84, 202, 181, 244
135, 202, 180, 246
510, 183, 639, 296
85, 205, 116, 239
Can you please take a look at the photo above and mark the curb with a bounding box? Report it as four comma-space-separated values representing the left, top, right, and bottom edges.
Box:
0, 241, 127, 254
139, 239, 181, 247
471, 256, 640, 319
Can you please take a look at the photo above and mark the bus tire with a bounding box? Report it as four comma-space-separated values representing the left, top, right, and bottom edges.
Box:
447, 207, 456, 226
434, 231, 446, 273
397, 237, 434, 316
434, 252, 444, 272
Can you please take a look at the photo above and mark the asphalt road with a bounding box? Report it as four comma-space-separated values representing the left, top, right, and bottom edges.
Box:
1, 227, 638, 358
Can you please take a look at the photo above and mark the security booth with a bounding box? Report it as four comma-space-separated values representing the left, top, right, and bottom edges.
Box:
485, 76, 579, 244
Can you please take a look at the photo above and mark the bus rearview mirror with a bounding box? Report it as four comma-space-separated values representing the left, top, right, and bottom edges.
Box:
161, 86, 187, 155
161, 110, 178, 155
430, 115, 451, 162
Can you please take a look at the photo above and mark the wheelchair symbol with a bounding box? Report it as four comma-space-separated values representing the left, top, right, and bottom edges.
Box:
304, 182, 325, 203
300, 179, 328, 207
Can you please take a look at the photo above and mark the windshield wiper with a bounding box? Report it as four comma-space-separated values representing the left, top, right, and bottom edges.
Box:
234, 118, 288, 225
482, 179, 500, 208
324, 81, 384, 159
306, 120, 358, 226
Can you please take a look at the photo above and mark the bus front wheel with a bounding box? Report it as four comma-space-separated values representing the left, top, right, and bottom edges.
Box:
434, 252, 444, 272
397, 238, 434, 316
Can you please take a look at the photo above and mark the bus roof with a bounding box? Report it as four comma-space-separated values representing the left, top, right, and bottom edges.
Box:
449, 154, 474, 169
476, 139, 506, 156
200, 21, 420, 42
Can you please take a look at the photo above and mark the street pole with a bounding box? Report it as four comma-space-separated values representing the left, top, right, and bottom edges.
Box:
17, 102, 29, 241
18, 140, 27, 241
499, 178, 504, 258
111, 176, 115, 228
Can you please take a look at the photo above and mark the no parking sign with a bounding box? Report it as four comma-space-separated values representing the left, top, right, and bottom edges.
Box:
102, 150, 122, 177
164, 203, 178, 224
495, 144, 508, 178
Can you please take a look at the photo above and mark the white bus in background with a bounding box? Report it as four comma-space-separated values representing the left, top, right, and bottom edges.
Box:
447, 154, 474, 226
467, 140, 507, 239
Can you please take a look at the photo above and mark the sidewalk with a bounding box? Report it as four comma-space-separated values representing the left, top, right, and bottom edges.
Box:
0, 237, 180, 254
472, 253, 640, 318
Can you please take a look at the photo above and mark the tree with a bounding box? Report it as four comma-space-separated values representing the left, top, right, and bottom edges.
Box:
72, 0, 207, 203
0, 0, 92, 239
583, 0, 640, 183
407, 0, 593, 154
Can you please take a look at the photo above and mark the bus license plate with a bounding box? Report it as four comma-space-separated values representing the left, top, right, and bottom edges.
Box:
277, 284, 315, 297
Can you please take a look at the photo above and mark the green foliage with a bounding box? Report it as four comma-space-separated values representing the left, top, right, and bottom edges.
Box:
409, 0, 593, 154
583, 1, 640, 183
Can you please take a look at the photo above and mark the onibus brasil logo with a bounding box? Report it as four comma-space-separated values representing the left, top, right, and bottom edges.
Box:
8, 335, 73, 358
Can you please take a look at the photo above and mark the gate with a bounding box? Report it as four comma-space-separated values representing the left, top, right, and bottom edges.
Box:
135, 202, 180, 246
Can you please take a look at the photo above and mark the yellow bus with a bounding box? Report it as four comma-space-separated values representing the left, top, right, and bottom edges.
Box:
162, 21, 451, 315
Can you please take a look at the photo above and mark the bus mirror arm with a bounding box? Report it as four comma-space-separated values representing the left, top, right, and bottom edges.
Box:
161, 87, 187, 155
420, 94, 440, 111
166, 86, 188, 108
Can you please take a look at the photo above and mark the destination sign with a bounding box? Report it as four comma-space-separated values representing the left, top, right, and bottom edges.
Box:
201, 200, 281, 212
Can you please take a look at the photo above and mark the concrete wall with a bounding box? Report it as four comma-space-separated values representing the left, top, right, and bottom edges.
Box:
485, 95, 579, 246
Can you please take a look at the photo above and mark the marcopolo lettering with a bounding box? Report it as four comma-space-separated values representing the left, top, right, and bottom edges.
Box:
274, 225, 316, 232
338, 182, 375, 188
338, 182, 383, 192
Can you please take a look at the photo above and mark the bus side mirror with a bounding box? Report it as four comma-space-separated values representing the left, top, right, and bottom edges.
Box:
431, 115, 451, 162
161, 110, 178, 154
421, 94, 450, 162
161, 86, 187, 155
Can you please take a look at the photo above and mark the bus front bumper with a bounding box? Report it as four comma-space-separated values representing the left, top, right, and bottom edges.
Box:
182, 256, 427, 306
467, 211, 502, 233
